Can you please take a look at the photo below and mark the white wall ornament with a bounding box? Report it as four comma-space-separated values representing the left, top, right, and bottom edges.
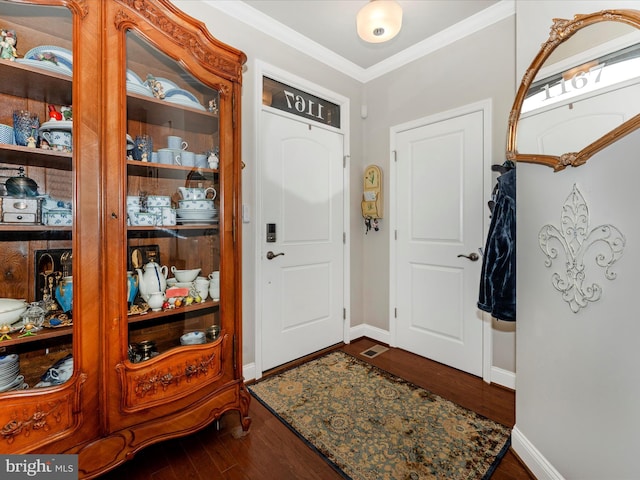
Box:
538, 184, 625, 313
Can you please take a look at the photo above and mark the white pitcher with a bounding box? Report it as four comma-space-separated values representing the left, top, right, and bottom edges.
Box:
136, 260, 168, 302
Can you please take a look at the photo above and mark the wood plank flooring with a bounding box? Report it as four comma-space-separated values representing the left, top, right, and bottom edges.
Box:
99, 338, 534, 479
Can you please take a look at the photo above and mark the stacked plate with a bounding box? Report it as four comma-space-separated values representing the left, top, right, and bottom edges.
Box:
0, 354, 26, 393
16, 45, 72, 76
165, 88, 206, 111
177, 202, 218, 225
126, 69, 153, 97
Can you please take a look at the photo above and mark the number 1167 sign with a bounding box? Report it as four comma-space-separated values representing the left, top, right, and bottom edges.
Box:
263, 76, 340, 128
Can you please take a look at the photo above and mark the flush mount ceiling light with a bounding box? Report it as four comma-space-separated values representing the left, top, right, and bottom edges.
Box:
357, 0, 403, 43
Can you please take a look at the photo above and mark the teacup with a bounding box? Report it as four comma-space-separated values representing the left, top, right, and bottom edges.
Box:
167, 135, 188, 150
181, 151, 195, 167
195, 279, 209, 300
208, 271, 220, 300
157, 149, 174, 164
195, 153, 208, 168
42, 130, 72, 152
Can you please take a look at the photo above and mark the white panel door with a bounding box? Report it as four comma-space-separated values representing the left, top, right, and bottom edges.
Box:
395, 110, 484, 376
260, 111, 344, 371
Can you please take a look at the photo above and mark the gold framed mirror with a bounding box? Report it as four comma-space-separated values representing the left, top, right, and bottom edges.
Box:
507, 9, 640, 171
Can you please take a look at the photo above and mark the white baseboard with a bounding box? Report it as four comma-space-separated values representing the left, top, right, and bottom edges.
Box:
248, 326, 516, 391
511, 426, 565, 480
350, 324, 391, 345
243, 362, 256, 383
491, 366, 516, 390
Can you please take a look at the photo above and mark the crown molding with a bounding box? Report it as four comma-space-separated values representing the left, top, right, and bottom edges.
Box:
201, 0, 515, 84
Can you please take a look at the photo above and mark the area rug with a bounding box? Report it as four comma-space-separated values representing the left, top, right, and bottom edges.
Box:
249, 351, 511, 480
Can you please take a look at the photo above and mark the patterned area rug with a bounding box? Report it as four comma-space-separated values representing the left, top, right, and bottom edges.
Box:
249, 351, 511, 480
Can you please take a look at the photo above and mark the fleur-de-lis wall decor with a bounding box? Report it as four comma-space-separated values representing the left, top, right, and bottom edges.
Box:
538, 184, 625, 313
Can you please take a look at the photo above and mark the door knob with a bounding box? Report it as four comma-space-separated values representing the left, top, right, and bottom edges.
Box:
266, 251, 285, 260
457, 252, 479, 262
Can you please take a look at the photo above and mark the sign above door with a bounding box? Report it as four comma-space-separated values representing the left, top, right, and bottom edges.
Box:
263, 76, 341, 128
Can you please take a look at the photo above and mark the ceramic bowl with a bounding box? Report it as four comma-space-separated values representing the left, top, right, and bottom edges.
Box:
0, 299, 28, 324
171, 267, 200, 282
180, 331, 206, 345
178, 199, 216, 210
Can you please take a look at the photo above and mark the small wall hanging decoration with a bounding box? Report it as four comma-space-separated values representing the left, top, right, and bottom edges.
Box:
538, 184, 625, 313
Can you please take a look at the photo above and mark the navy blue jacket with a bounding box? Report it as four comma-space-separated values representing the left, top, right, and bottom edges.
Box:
478, 168, 516, 321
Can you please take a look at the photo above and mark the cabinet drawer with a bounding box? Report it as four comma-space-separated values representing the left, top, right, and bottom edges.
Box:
2, 212, 39, 223
116, 334, 226, 412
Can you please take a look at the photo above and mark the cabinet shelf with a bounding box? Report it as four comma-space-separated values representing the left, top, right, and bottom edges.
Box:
0, 59, 72, 105
126, 160, 218, 179
0, 325, 72, 348
127, 92, 218, 133
0, 144, 72, 170
127, 298, 219, 325
0, 224, 71, 232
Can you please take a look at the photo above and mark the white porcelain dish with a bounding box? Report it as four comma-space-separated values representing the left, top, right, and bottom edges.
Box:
180, 331, 206, 345
0, 299, 28, 324
126, 81, 154, 97
164, 94, 206, 111
126, 69, 144, 85
23, 45, 73, 71
15, 58, 71, 76
177, 218, 218, 225
40, 120, 73, 131
164, 88, 200, 104
171, 267, 200, 283
178, 199, 216, 210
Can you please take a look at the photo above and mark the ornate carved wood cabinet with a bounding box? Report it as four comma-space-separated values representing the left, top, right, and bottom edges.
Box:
0, 1, 249, 477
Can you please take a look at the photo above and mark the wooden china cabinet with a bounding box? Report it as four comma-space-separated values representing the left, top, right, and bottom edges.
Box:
0, 0, 249, 477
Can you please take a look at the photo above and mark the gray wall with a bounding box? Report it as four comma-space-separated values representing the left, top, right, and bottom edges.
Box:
514, 1, 640, 478
362, 17, 516, 370
174, 1, 516, 374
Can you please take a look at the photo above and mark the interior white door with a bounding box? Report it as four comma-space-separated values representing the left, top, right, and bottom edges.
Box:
395, 110, 485, 376
260, 111, 344, 371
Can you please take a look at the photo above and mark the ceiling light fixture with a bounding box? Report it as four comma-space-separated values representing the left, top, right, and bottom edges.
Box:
356, 0, 403, 44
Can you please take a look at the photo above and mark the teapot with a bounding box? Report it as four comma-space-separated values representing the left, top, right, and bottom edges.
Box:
178, 186, 216, 200
136, 260, 168, 302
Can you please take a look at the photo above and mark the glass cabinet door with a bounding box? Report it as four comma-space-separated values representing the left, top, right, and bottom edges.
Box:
0, 1, 75, 392
124, 31, 222, 361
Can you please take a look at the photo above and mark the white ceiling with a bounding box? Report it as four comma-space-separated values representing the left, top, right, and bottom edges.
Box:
202, 0, 514, 82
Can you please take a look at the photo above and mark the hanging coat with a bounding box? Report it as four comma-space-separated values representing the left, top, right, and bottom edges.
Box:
478, 168, 516, 321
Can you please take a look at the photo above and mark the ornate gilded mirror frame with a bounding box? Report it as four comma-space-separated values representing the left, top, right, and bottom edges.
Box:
507, 9, 640, 171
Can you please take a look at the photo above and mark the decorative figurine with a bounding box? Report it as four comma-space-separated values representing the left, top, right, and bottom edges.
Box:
0, 29, 18, 61
146, 74, 165, 99
61, 105, 72, 121
26, 134, 37, 148
48, 105, 63, 121
208, 98, 218, 114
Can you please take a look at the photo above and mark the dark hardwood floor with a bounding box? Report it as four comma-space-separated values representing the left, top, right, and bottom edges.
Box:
99, 338, 534, 479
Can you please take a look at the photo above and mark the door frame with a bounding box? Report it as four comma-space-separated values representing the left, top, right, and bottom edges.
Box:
389, 99, 494, 383
253, 61, 351, 379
